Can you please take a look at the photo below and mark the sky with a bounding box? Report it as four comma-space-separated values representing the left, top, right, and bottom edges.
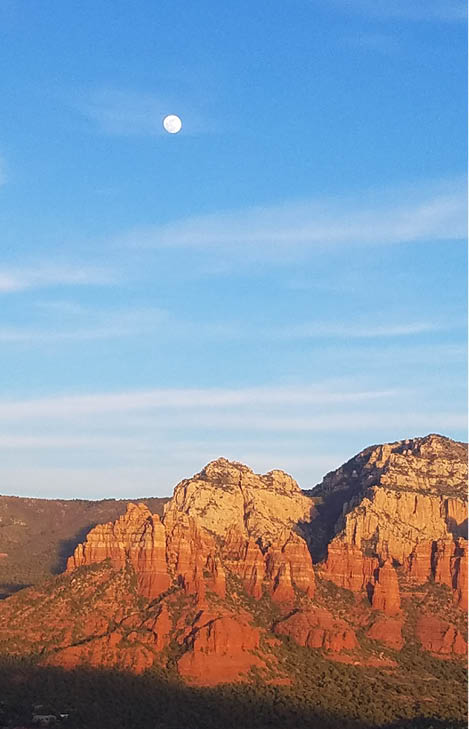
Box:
0, 0, 466, 498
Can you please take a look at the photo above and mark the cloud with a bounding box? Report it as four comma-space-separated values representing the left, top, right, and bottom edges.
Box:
118, 179, 466, 258
0, 384, 400, 421
0, 382, 464, 496
0, 381, 464, 440
278, 322, 442, 339
0, 434, 152, 449
76, 89, 214, 136
0, 412, 464, 439
1, 287, 445, 345
0, 265, 116, 293
164, 411, 467, 433
0, 384, 463, 441
328, 0, 466, 22
0, 306, 168, 344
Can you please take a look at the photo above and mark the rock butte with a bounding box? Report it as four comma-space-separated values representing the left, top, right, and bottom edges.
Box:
0, 434, 466, 685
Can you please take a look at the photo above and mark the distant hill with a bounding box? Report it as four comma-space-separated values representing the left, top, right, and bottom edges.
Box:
0, 494, 169, 598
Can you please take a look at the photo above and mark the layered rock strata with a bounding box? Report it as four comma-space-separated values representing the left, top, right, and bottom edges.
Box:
314, 435, 467, 611
0, 436, 467, 686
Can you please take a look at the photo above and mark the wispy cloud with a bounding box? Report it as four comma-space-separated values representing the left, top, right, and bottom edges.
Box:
0, 380, 463, 436
0, 384, 400, 421
0, 434, 152, 449
328, 0, 466, 22
0, 384, 464, 440
0, 382, 464, 496
0, 306, 168, 343
118, 179, 466, 258
279, 322, 442, 339
0, 412, 464, 444
166, 411, 467, 433
0, 265, 116, 293
76, 88, 215, 136
0, 305, 448, 346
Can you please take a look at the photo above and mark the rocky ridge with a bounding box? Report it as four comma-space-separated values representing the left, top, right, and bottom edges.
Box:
0, 434, 467, 686
163, 457, 315, 545
0, 495, 168, 598
312, 434, 468, 615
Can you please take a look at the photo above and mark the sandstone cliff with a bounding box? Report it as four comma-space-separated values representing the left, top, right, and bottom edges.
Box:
312, 434, 467, 612
0, 434, 467, 686
164, 458, 315, 546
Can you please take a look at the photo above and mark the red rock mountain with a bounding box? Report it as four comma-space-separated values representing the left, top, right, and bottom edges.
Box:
0, 434, 467, 686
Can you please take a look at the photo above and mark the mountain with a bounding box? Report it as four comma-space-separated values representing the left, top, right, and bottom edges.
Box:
0, 434, 467, 728
0, 494, 169, 598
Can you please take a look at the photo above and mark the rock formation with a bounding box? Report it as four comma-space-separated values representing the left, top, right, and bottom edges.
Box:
415, 615, 467, 656
371, 561, 401, 615
164, 458, 315, 546
67, 503, 171, 600
0, 434, 467, 685
177, 610, 267, 685
312, 434, 467, 609
366, 617, 404, 650
274, 608, 358, 653
321, 543, 377, 593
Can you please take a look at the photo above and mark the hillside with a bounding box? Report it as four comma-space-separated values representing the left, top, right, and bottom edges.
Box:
0, 434, 466, 728
0, 494, 169, 598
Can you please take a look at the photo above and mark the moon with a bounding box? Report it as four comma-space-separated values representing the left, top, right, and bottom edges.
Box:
163, 114, 182, 134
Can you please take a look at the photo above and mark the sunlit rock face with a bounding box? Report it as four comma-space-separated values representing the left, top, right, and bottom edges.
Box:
164, 457, 315, 546
371, 561, 401, 616
313, 434, 467, 609
66, 503, 171, 599
1, 435, 467, 684
66, 458, 317, 608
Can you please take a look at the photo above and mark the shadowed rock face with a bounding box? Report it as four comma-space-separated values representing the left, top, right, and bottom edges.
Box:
0, 434, 467, 685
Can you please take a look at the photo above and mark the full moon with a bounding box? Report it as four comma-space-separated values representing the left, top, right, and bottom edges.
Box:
163, 114, 182, 134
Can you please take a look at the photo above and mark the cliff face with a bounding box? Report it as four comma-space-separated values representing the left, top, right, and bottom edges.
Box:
164, 458, 314, 546
67, 503, 171, 599
313, 435, 467, 503
0, 435, 467, 686
66, 459, 316, 608
0, 494, 168, 598
313, 434, 467, 613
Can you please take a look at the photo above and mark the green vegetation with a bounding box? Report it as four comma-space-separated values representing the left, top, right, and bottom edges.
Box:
0, 651, 465, 729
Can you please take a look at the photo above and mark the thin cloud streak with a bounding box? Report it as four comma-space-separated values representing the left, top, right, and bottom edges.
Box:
76, 88, 216, 136
0, 266, 116, 293
119, 181, 466, 257
0, 294, 448, 345
277, 322, 441, 339
0, 307, 169, 343
0, 385, 401, 421
0, 435, 153, 449
0, 412, 464, 449
167, 411, 466, 433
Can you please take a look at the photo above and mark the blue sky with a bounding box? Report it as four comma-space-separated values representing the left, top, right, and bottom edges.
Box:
0, 0, 466, 498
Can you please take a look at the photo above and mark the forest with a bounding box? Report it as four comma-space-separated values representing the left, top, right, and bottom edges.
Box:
0, 641, 466, 729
